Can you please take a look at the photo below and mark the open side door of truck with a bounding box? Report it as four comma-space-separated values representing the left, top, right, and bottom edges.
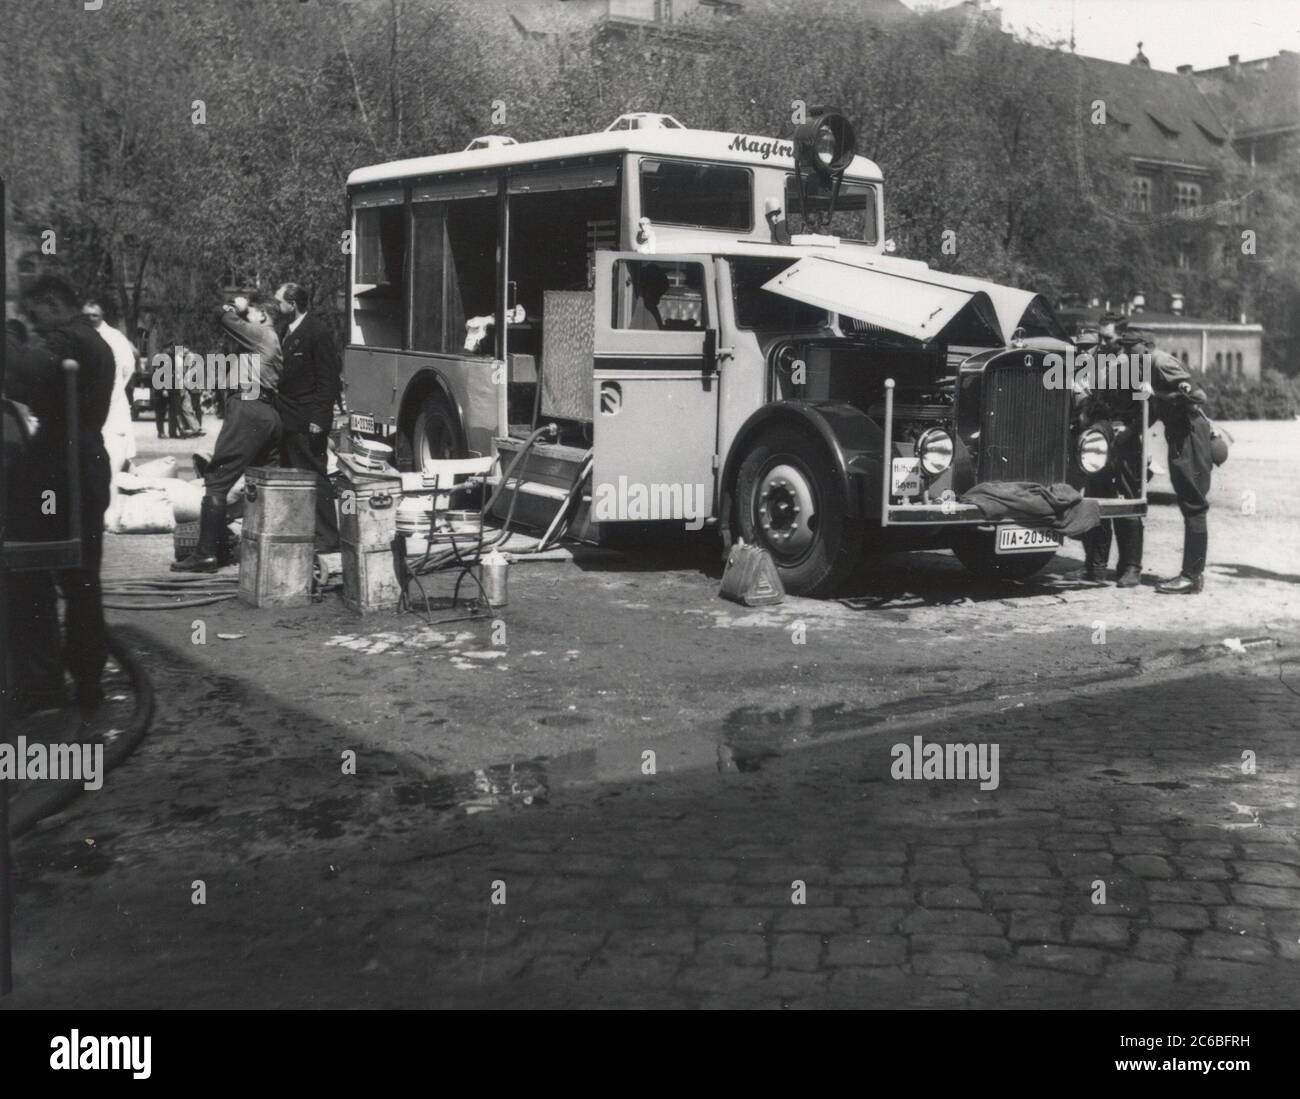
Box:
591, 252, 721, 524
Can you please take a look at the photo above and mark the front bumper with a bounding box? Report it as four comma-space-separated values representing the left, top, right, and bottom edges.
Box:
882, 496, 1146, 526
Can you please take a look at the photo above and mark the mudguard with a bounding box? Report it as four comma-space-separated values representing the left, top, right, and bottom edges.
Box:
718, 400, 884, 544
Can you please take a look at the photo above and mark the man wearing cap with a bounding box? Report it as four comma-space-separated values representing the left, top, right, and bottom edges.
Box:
1146, 342, 1214, 594
173, 296, 284, 572
1080, 313, 1146, 586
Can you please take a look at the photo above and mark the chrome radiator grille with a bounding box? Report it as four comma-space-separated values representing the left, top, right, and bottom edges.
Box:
977, 358, 1071, 484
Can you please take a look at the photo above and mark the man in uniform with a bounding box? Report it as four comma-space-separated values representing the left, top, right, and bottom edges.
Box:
273, 281, 340, 552
1147, 343, 1214, 594
173, 296, 284, 572
8, 275, 116, 713
1080, 313, 1145, 586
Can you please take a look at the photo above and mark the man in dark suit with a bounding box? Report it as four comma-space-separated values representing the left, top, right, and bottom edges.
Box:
272, 281, 340, 551
7, 275, 116, 713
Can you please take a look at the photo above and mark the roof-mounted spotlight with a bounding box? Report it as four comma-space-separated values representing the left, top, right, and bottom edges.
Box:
788, 106, 857, 239
792, 107, 856, 182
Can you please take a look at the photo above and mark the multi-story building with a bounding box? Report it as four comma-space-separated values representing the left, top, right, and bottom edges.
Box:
1193, 50, 1300, 168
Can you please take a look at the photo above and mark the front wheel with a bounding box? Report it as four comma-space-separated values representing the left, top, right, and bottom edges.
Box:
734, 425, 862, 597
951, 529, 1056, 581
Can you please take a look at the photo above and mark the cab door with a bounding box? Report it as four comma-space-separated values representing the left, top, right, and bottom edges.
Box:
592, 252, 720, 524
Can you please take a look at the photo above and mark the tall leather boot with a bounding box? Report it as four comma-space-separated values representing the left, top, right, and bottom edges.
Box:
1157, 526, 1207, 594
172, 494, 226, 572
1115, 518, 1144, 588
1081, 522, 1111, 581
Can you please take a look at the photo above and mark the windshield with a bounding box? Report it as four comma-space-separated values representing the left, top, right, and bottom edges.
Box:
640, 159, 753, 231
784, 176, 877, 243
731, 258, 829, 331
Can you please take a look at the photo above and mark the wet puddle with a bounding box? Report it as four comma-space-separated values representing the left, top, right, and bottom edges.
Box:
394, 759, 550, 815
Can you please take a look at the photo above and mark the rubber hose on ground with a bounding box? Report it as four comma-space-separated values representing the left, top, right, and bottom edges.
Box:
9, 626, 156, 838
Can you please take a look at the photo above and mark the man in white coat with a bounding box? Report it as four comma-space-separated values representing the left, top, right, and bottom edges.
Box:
83, 300, 138, 524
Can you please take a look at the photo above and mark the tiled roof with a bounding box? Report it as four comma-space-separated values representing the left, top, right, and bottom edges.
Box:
1194, 52, 1300, 138
1070, 53, 1234, 168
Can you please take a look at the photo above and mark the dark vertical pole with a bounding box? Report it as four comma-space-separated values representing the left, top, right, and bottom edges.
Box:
1, 172, 13, 996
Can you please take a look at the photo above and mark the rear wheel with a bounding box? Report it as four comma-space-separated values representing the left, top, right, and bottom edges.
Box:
734, 425, 862, 597
400, 392, 463, 471
951, 529, 1055, 581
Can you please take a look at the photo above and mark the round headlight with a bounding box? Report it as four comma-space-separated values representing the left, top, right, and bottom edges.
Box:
916, 428, 954, 476
1079, 428, 1109, 473
794, 110, 857, 179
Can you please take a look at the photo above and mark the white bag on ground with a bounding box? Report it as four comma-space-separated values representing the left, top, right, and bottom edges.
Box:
131, 455, 178, 480
108, 487, 176, 534
168, 479, 204, 523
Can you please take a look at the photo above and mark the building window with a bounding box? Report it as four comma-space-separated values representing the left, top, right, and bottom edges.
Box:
1236, 351, 1244, 376
1174, 181, 1202, 217
1177, 247, 1191, 270
1128, 176, 1152, 214
1181, 351, 1189, 367
1214, 351, 1222, 371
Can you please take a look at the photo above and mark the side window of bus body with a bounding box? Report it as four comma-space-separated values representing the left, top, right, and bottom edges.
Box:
351, 201, 406, 348
612, 260, 708, 333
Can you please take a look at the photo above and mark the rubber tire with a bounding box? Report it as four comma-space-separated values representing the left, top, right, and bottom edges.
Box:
402, 392, 464, 471
734, 425, 862, 598
951, 529, 1056, 581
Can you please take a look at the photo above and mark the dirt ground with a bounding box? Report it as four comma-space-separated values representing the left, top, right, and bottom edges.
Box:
2, 416, 1298, 1008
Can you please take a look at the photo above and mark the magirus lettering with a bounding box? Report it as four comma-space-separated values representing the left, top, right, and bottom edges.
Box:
728, 134, 794, 161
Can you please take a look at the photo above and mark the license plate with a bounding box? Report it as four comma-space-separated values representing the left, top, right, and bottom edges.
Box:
891, 457, 921, 498
995, 525, 1062, 554
349, 413, 376, 435
133, 387, 151, 402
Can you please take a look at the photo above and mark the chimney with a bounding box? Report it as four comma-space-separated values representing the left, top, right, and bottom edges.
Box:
1177, 64, 1193, 76
1229, 54, 1241, 80
1170, 292, 1184, 316
1131, 42, 1150, 68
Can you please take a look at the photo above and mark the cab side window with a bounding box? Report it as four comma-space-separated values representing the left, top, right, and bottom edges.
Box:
611, 260, 708, 332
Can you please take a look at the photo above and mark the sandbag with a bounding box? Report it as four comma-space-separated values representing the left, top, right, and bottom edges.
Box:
168, 479, 204, 523
107, 487, 175, 534
131, 455, 178, 480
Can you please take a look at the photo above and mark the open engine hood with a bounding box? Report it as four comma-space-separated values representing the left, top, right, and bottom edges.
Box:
760, 254, 1056, 345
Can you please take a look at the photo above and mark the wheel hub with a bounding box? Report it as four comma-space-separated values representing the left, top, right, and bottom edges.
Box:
756, 463, 816, 557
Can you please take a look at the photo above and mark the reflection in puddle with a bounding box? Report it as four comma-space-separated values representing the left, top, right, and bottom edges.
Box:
395, 760, 550, 816
717, 703, 873, 773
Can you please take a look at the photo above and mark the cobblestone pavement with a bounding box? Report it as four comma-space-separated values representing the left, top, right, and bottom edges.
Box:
6, 653, 1299, 1009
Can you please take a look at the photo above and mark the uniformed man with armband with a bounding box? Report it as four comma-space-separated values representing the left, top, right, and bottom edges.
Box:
1080, 313, 1145, 586
1144, 341, 1215, 594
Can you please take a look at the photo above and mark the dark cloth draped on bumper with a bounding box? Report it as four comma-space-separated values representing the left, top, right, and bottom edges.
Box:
960, 481, 1102, 539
